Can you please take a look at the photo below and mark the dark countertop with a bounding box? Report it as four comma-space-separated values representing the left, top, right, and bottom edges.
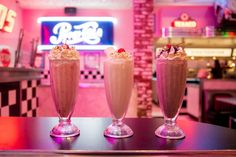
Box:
0, 117, 236, 156
0, 67, 42, 83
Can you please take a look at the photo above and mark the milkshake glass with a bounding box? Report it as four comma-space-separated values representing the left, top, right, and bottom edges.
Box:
104, 48, 134, 138
49, 45, 80, 137
155, 45, 187, 139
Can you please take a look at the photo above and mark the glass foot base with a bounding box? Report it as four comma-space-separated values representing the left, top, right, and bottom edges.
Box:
155, 124, 185, 140
104, 123, 134, 138
50, 122, 80, 138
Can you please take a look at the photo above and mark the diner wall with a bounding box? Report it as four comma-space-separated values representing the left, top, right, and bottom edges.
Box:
154, 5, 217, 37
0, 4, 134, 67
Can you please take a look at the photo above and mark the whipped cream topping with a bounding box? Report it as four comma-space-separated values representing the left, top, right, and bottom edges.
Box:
105, 47, 132, 60
49, 44, 80, 60
156, 44, 186, 60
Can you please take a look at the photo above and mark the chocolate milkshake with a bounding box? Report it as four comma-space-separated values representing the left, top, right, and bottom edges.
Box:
156, 59, 187, 118
49, 45, 80, 118
155, 44, 187, 139
49, 44, 80, 137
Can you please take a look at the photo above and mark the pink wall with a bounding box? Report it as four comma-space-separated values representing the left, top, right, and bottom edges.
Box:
0, 0, 22, 50
154, 5, 217, 37
22, 8, 134, 52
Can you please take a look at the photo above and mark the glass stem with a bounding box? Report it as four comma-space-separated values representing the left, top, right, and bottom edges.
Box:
59, 117, 71, 125
112, 119, 123, 126
164, 118, 176, 128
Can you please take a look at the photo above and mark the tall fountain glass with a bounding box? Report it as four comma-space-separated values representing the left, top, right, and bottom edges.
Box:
104, 58, 134, 138
49, 59, 80, 137
155, 59, 187, 139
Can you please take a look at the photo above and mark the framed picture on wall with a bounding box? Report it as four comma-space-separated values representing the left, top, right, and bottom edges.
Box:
84, 52, 100, 70
34, 53, 45, 69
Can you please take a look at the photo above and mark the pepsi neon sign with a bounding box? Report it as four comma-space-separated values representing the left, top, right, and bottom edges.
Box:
37, 17, 117, 50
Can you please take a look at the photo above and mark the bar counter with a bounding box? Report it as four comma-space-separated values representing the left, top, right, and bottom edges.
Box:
0, 67, 42, 83
0, 117, 236, 156
0, 67, 42, 117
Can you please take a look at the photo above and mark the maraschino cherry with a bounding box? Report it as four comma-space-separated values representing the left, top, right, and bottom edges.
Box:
117, 48, 126, 53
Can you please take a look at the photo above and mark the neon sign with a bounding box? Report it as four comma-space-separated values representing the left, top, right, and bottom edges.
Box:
49, 22, 103, 45
172, 13, 197, 28
0, 4, 16, 33
38, 17, 116, 50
